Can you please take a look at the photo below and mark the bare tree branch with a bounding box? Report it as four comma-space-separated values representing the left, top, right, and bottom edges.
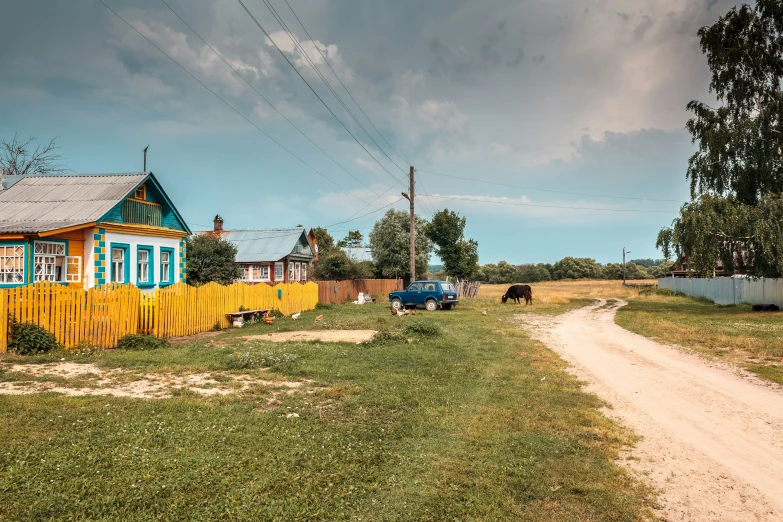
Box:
0, 133, 70, 177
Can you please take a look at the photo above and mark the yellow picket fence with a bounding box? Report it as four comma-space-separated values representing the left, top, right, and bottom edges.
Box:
0, 281, 318, 352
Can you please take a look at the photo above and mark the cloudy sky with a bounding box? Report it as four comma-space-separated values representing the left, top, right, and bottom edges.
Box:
0, 0, 736, 264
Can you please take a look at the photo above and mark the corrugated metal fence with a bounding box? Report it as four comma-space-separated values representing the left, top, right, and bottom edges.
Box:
316, 279, 402, 304
1, 281, 318, 352
658, 277, 783, 306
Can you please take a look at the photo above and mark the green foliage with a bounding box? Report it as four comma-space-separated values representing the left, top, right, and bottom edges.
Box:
658, 2, 783, 277
368, 329, 408, 345
427, 209, 479, 280
474, 257, 664, 284
8, 319, 60, 355
311, 226, 335, 254
186, 234, 241, 285
212, 321, 223, 332
629, 258, 665, 268
402, 321, 442, 338
551, 257, 602, 280
116, 334, 169, 351
312, 248, 374, 281
369, 209, 432, 278
336, 230, 363, 248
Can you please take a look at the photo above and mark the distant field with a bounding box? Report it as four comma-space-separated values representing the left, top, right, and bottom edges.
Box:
478, 280, 652, 310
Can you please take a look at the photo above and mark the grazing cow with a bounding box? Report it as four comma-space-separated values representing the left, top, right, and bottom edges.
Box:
501, 284, 532, 305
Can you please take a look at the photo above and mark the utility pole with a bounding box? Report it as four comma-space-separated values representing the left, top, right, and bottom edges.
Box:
623, 247, 631, 285
401, 166, 416, 282
143, 145, 149, 171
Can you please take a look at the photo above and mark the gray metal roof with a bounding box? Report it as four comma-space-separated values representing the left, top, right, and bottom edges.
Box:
341, 247, 373, 262
0, 173, 148, 233
212, 228, 314, 263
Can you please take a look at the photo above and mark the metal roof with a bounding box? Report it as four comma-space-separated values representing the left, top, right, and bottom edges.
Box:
211, 228, 314, 263
341, 247, 373, 262
0, 173, 148, 233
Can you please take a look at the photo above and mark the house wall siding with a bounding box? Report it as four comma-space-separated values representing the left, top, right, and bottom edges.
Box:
104, 231, 182, 289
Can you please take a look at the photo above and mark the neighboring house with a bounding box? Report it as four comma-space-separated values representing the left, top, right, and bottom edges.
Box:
341, 246, 373, 263
201, 216, 315, 284
0, 172, 190, 289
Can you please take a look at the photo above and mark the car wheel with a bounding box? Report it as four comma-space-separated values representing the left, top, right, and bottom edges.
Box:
425, 299, 438, 312
391, 298, 403, 310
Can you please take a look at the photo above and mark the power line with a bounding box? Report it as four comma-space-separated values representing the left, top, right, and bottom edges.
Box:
417, 169, 687, 203
281, 0, 410, 167
159, 0, 381, 198
261, 0, 408, 176
425, 194, 676, 213
235, 0, 405, 187
98, 0, 377, 210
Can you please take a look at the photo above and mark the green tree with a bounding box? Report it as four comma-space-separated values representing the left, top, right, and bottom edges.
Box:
518, 263, 552, 282
426, 209, 479, 280
186, 235, 241, 285
550, 257, 602, 280
311, 227, 335, 255
369, 209, 431, 278
337, 230, 363, 248
657, 1, 783, 277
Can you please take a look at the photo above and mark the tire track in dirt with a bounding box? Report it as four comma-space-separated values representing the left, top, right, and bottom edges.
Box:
519, 299, 783, 522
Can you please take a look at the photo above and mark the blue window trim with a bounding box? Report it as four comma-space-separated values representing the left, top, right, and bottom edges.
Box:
31, 239, 70, 286
136, 245, 154, 288
159, 247, 175, 287
109, 243, 130, 284
0, 240, 29, 287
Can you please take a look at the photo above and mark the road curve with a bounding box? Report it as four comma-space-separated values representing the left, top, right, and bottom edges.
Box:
519, 299, 783, 522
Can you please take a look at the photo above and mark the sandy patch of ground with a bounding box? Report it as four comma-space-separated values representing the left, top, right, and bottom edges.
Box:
518, 299, 783, 522
0, 362, 313, 399
245, 330, 376, 343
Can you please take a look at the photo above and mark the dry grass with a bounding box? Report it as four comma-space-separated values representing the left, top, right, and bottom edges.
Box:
478, 280, 652, 311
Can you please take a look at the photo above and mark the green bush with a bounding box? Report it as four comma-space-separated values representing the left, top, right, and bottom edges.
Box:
116, 334, 169, 351
369, 329, 408, 345
402, 321, 442, 338
8, 320, 61, 355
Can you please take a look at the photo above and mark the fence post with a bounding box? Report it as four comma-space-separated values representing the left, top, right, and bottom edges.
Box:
0, 289, 7, 353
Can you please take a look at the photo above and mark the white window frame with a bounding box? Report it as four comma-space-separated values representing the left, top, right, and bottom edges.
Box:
0, 245, 25, 284
274, 262, 284, 282
65, 256, 82, 283
288, 262, 294, 282
111, 247, 126, 284
301, 263, 307, 282
160, 251, 171, 284
295, 262, 301, 281
33, 241, 67, 283
137, 249, 150, 284
241, 264, 270, 282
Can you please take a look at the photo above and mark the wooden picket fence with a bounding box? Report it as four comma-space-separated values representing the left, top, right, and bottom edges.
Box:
316, 279, 402, 304
0, 281, 318, 352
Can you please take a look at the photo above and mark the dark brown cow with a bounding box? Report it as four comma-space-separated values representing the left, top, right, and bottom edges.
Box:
501, 284, 532, 305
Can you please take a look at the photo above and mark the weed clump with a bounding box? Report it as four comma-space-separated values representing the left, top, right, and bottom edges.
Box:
8, 320, 61, 355
403, 321, 442, 338
369, 329, 407, 345
227, 351, 260, 369
117, 334, 169, 351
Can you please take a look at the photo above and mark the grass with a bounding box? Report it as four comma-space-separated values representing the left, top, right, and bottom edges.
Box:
616, 290, 783, 385
0, 283, 654, 521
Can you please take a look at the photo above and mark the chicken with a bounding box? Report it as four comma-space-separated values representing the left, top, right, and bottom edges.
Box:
482, 309, 488, 316
315, 314, 324, 322
411, 309, 416, 315
263, 315, 275, 325
291, 312, 301, 320
391, 308, 398, 316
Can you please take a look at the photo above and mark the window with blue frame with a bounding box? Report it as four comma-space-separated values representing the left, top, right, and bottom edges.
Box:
137, 246, 153, 286
160, 247, 175, 285
110, 244, 129, 284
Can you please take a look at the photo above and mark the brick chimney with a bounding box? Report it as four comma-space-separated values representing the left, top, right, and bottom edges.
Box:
213, 214, 224, 233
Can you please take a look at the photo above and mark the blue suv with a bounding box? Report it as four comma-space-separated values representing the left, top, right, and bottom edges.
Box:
388, 281, 459, 311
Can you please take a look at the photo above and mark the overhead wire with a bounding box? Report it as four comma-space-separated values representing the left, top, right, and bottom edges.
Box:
425, 194, 677, 213
261, 0, 407, 176
280, 0, 410, 167
159, 0, 381, 198
98, 0, 379, 210
235, 0, 406, 187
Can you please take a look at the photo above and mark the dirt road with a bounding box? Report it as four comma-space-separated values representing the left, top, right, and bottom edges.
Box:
520, 299, 783, 522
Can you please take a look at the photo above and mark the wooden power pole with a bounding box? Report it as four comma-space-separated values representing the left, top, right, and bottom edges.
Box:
401, 166, 416, 282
